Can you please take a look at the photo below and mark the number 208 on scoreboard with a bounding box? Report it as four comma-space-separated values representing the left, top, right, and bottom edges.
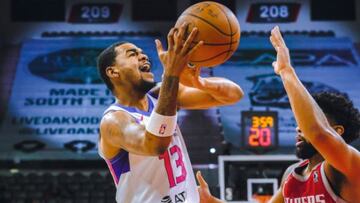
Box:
241, 111, 279, 153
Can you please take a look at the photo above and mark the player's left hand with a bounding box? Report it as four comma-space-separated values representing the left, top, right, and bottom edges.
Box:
270, 26, 292, 75
155, 22, 203, 77
179, 65, 205, 89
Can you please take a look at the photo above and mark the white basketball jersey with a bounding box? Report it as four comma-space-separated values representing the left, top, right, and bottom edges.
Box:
99, 94, 199, 203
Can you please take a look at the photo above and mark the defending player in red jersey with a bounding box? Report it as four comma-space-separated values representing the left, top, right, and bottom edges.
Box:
196, 26, 360, 203
267, 26, 360, 203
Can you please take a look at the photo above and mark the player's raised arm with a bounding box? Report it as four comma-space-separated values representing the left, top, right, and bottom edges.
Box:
176, 66, 244, 109
149, 66, 244, 110
269, 26, 360, 181
149, 30, 244, 110
100, 23, 203, 157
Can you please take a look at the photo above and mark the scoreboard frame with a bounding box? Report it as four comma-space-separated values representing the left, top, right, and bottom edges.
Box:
241, 110, 279, 153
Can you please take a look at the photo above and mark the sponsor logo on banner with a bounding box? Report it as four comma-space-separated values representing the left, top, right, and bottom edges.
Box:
228, 49, 357, 66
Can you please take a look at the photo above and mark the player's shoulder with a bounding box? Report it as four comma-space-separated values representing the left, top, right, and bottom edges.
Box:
285, 162, 301, 174
100, 109, 135, 129
281, 161, 301, 183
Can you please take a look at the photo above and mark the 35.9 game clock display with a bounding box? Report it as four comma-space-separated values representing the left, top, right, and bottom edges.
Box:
241, 111, 279, 153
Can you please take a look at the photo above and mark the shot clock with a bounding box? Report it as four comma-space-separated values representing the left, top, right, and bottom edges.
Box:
241, 111, 279, 153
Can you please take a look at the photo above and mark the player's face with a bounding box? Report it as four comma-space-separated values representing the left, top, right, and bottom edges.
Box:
295, 127, 318, 159
113, 43, 156, 93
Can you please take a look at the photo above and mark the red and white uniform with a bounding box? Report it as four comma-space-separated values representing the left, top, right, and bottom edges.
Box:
283, 160, 347, 203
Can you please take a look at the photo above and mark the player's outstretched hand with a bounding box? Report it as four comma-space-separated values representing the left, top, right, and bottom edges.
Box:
197, 171, 224, 203
270, 26, 292, 75
155, 22, 203, 77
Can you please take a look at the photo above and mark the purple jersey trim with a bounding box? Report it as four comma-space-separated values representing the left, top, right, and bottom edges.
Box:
106, 150, 130, 185
113, 94, 154, 116
104, 94, 156, 185
148, 90, 159, 99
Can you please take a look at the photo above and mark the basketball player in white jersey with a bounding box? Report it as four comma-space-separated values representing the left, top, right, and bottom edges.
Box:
96, 23, 244, 203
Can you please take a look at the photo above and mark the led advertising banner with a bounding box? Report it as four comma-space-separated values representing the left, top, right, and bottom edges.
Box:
0, 37, 163, 160
215, 37, 360, 150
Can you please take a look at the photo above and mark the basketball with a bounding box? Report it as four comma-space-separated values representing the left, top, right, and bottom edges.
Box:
175, 1, 241, 67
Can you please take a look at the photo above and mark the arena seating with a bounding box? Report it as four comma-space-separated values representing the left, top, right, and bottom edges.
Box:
0, 172, 116, 203
0, 170, 221, 202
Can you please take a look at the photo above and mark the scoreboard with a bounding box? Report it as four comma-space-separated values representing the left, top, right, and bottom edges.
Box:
68, 3, 123, 23
246, 3, 301, 23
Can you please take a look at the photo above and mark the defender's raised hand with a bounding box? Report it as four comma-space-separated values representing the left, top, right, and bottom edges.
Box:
196, 171, 224, 203
155, 22, 203, 77
270, 26, 292, 75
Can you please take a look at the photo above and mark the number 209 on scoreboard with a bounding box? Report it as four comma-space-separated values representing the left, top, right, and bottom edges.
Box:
241, 111, 279, 153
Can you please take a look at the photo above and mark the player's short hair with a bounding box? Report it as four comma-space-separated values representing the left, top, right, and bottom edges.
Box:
97, 41, 128, 91
313, 92, 360, 143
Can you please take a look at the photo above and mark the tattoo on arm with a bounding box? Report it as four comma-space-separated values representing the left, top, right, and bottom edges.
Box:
156, 75, 179, 116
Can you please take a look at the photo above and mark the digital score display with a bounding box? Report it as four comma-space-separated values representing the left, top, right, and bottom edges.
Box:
247, 3, 301, 23
68, 3, 123, 23
241, 111, 278, 153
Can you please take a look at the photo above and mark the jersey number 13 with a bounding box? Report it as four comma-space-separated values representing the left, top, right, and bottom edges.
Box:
159, 145, 187, 188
